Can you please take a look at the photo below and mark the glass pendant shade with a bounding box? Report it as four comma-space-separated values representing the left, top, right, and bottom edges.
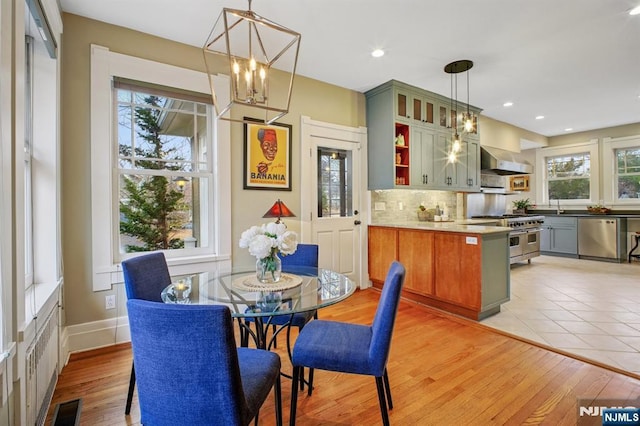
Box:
203, 1, 301, 125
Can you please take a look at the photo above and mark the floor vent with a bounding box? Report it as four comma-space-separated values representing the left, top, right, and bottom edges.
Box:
51, 399, 82, 426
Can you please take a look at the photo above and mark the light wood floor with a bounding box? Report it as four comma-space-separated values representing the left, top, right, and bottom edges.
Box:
45, 289, 640, 425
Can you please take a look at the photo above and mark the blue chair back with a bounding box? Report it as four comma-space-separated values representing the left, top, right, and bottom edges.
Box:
369, 261, 406, 376
127, 300, 249, 425
281, 243, 319, 268
121, 252, 171, 302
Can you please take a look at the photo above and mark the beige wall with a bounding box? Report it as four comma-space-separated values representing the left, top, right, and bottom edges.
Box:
547, 122, 640, 147
479, 115, 548, 151
61, 13, 365, 326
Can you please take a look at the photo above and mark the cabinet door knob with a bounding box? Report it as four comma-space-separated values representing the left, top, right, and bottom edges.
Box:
354, 220, 362, 225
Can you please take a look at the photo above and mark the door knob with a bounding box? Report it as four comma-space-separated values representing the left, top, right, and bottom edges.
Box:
354, 220, 362, 225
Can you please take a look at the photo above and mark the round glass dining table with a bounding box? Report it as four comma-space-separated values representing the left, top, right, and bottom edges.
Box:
161, 266, 356, 350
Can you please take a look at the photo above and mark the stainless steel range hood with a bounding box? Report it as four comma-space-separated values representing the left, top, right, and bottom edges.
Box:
481, 146, 533, 175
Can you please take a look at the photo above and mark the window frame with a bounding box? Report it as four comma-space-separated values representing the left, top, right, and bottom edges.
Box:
535, 139, 600, 206
90, 45, 231, 291
602, 134, 640, 206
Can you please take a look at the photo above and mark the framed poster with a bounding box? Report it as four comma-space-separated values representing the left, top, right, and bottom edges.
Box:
243, 117, 292, 191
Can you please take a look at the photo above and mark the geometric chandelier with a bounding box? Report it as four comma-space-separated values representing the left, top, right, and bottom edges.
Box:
203, 0, 301, 125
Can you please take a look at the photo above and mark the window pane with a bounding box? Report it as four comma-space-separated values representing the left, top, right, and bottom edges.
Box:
317, 148, 353, 217
618, 176, 640, 198
119, 174, 209, 253
548, 178, 590, 200
546, 153, 591, 200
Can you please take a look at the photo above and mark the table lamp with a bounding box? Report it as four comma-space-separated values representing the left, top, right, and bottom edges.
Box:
262, 199, 296, 224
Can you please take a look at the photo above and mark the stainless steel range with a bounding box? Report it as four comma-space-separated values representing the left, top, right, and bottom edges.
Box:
473, 215, 545, 264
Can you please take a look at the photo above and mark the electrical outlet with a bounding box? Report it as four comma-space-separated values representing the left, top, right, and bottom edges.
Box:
105, 295, 116, 310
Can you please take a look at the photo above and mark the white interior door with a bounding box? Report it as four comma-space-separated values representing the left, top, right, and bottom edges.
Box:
300, 117, 367, 288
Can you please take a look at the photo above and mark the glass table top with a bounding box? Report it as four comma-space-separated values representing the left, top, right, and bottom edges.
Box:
161, 266, 356, 318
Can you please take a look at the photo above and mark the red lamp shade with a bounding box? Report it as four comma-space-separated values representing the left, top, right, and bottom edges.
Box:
262, 199, 296, 223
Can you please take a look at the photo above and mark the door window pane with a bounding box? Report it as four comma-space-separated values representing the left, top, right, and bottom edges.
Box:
317, 149, 352, 217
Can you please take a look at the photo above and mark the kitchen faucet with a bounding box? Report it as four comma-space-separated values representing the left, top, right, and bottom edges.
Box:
555, 199, 564, 214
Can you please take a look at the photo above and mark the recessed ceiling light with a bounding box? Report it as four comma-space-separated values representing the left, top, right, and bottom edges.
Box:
630, 5, 640, 15
371, 49, 385, 58
535, 115, 544, 120
564, 128, 573, 132
503, 102, 513, 107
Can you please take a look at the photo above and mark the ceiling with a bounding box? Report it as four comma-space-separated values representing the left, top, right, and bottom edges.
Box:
59, 0, 640, 139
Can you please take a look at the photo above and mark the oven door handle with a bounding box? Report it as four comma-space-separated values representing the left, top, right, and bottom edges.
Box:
526, 228, 543, 233
510, 230, 527, 236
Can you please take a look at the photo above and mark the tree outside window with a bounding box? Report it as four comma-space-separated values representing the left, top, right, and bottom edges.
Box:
546, 153, 590, 200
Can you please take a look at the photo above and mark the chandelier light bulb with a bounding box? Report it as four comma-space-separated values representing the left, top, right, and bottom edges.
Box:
448, 151, 457, 163
452, 135, 461, 153
464, 114, 474, 132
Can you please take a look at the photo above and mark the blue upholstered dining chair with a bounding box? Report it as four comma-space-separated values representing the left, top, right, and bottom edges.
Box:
121, 252, 172, 415
127, 299, 283, 426
289, 261, 406, 426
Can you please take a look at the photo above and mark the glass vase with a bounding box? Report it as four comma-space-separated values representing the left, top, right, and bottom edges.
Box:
256, 254, 282, 283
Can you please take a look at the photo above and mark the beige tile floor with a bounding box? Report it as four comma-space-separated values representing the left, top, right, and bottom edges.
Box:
480, 254, 640, 375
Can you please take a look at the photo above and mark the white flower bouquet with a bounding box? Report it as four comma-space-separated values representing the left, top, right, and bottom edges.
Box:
239, 222, 298, 282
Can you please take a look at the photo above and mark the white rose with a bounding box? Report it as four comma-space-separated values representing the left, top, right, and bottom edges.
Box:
239, 225, 263, 248
278, 231, 298, 255
248, 234, 274, 259
264, 222, 286, 237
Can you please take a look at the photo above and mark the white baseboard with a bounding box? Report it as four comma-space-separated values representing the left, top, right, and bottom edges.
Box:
62, 316, 131, 360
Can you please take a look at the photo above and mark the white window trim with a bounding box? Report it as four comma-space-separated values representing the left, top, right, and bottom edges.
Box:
535, 139, 599, 206
602, 134, 640, 207
90, 45, 231, 291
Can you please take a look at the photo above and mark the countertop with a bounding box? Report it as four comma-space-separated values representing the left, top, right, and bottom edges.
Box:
370, 220, 511, 235
530, 210, 640, 219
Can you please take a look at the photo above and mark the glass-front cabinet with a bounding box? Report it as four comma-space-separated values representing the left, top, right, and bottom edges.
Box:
366, 80, 482, 191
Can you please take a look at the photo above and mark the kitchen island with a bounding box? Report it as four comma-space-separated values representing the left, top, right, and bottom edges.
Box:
368, 222, 511, 320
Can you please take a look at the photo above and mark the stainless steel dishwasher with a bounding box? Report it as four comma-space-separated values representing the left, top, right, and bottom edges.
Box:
578, 217, 624, 261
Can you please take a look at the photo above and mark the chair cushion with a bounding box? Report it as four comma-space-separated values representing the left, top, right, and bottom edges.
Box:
292, 319, 376, 376
237, 347, 281, 420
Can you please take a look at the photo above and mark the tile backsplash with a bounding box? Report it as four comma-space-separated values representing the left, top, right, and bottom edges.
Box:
370, 190, 458, 223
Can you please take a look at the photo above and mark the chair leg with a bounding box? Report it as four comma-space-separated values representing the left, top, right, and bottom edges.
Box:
273, 324, 278, 348
290, 366, 301, 426
125, 363, 136, 415
383, 368, 393, 410
274, 371, 283, 426
375, 376, 390, 426
307, 368, 314, 396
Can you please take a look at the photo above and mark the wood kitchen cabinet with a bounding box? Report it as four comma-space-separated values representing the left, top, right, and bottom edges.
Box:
398, 229, 434, 296
434, 233, 481, 309
368, 226, 398, 283
366, 80, 482, 191
368, 225, 510, 320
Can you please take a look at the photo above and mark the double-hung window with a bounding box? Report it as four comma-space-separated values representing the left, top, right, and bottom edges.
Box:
535, 140, 599, 205
90, 46, 231, 291
546, 153, 591, 200
115, 80, 212, 255
602, 135, 640, 204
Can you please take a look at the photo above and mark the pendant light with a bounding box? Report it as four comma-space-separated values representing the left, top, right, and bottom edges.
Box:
444, 60, 474, 163
203, 0, 301, 125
